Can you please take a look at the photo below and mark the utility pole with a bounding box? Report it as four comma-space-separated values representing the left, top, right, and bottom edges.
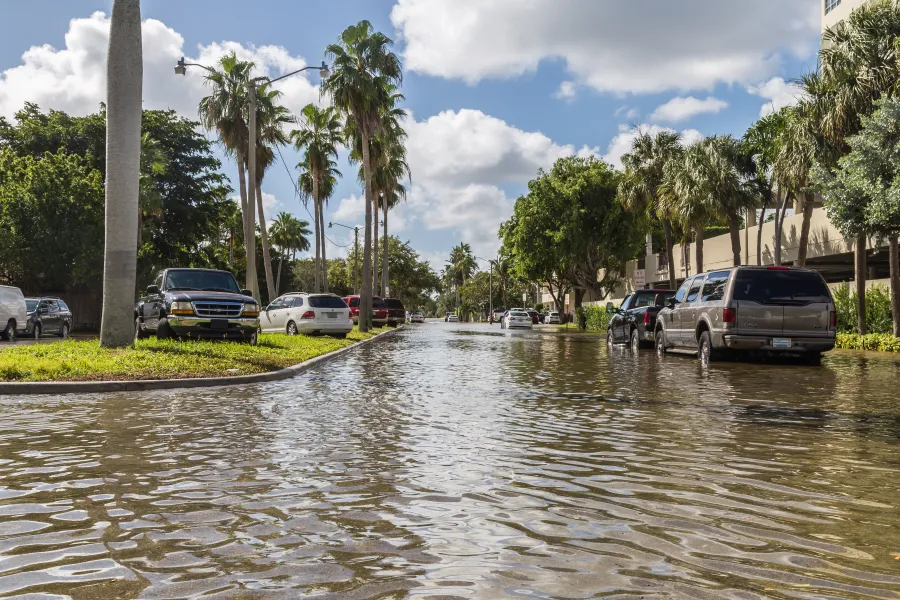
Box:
246, 79, 260, 301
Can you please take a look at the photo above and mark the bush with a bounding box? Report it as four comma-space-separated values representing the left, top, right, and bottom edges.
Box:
576, 305, 611, 332
836, 332, 900, 352
832, 282, 894, 334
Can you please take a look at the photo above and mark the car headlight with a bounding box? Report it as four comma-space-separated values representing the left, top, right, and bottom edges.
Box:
242, 303, 260, 318
170, 301, 194, 316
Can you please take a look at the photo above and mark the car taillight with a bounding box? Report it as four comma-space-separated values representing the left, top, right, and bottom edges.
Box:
830, 310, 837, 329
643, 312, 651, 326
723, 308, 736, 324
301, 311, 316, 320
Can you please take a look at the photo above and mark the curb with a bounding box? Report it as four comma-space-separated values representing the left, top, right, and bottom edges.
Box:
0, 328, 400, 396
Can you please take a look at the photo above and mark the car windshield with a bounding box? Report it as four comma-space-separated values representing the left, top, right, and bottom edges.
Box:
308, 295, 347, 308
165, 270, 241, 293
733, 270, 832, 305
385, 299, 404, 309
372, 298, 387, 309
25, 299, 39, 312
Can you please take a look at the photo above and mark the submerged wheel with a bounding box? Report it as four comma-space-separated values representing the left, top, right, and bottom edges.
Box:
630, 329, 641, 352
60, 323, 69, 339
607, 329, 614, 348
32, 323, 41, 340
656, 329, 667, 356
698, 331, 721, 365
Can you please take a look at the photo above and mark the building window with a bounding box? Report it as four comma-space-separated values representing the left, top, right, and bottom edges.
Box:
825, 0, 841, 15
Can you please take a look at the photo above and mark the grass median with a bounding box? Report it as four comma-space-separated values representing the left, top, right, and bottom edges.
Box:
0, 327, 388, 382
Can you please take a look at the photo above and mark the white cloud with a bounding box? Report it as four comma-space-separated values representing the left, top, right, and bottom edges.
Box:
391, 0, 819, 95
555, 81, 576, 101
650, 96, 728, 123
0, 11, 323, 121
603, 124, 703, 170
748, 77, 805, 116
332, 194, 366, 224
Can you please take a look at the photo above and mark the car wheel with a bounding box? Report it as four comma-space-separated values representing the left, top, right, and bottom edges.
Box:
156, 319, 172, 340
134, 317, 148, 341
286, 321, 298, 336
59, 323, 69, 339
630, 328, 640, 352
32, 323, 41, 340
699, 331, 720, 365
607, 329, 614, 348
246, 331, 258, 345
656, 329, 667, 356
2, 320, 16, 342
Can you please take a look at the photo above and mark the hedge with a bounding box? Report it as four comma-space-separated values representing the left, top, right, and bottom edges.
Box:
576, 305, 612, 332
835, 333, 900, 353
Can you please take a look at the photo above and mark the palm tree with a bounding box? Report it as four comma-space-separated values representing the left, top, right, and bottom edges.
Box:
292, 103, 343, 293
323, 20, 403, 332
269, 212, 311, 295
447, 243, 476, 316
197, 52, 256, 297
101, 0, 142, 348
619, 130, 683, 288
742, 109, 787, 265
658, 142, 714, 275
138, 132, 168, 250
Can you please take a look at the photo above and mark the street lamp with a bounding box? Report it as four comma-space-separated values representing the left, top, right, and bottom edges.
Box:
175, 57, 331, 301
330, 221, 361, 294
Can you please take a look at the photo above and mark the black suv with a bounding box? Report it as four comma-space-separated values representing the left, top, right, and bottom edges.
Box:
25, 297, 74, 339
135, 269, 260, 344
385, 298, 406, 326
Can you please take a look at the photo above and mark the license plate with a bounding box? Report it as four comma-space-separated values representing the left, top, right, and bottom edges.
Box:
772, 337, 792, 349
210, 319, 228, 330
327, 312, 337, 319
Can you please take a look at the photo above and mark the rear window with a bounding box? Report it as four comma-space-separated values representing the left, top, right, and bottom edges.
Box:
308, 296, 347, 309
510, 311, 528, 317
632, 292, 659, 308
347, 297, 359, 308
385, 299, 404, 310
733, 270, 832, 305
372, 298, 386, 309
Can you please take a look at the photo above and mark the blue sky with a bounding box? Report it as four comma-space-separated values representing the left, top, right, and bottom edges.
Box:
0, 0, 823, 270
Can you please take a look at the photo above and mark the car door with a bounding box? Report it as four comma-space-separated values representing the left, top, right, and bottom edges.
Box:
613, 295, 632, 342
46, 300, 62, 333
261, 298, 283, 332
666, 278, 693, 346
281, 296, 301, 328
677, 276, 706, 350
38, 300, 57, 333
145, 272, 165, 329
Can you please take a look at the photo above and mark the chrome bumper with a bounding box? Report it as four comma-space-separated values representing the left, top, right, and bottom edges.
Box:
166, 316, 259, 336
723, 335, 835, 353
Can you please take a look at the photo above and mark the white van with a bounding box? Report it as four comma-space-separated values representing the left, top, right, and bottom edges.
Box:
0, 285, 27, 342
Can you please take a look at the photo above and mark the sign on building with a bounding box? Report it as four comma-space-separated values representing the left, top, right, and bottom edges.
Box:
634, 269, 646, 289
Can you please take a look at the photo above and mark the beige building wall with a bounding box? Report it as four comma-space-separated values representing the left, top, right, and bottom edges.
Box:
823, 0, 868, 32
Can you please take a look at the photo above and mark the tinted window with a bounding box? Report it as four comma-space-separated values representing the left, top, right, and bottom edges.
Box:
674, 279, 692, 303
267, 298, 284, 310
619, 295, 632, 311
166, 270, 240, 293
347, 297, 359, 308
733, 270, 832, 305
286, 297, 302, 308
510, 311, 529, 317
701, 271, 731, 302
632, 292, 658, 308
25, 299, 39, 312
686, 277, 704, 303
385, 299, 404, 310
308, 296, 347, 308
372, 298, 386, 309
57, 300, 69, 311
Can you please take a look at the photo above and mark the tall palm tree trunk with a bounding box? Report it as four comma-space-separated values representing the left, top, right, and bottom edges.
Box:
319, 198, 328, 293
727, 214, 742, 267
359, 134, 374, 332
856, 233, 867, 336
372, 193, 380, 295
890, 235, 900, 338
236, 149, 249, 254
795, 192, 815, 267
275, 252, 283, 297
382, 200, 390, 297
101, 0, 142, 348
774, 191, 791, 265
757, 196, 769, 265
663, 220, 676, 289
256, 181, 276, 302
312, 178, 321, 293
694, 227, 704, 274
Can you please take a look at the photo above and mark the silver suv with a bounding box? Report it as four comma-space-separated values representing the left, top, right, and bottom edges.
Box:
655, 266, 836, 364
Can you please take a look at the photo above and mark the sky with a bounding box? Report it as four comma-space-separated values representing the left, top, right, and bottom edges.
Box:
0, 0, 823, 272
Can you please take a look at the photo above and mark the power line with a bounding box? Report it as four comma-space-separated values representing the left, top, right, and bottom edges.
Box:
275, 144, 350, 248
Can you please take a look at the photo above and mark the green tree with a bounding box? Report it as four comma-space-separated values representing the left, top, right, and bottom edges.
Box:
323, 20, 403, 331
742, 109, 787, 265
269, 212, 311, 295
138, 132, 168, 250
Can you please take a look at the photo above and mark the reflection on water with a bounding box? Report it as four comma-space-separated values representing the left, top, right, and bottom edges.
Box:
1, 322, 899, 598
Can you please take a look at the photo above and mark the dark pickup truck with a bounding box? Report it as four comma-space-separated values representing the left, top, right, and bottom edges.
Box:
607, 289, 676, 350
135, 268, 261, 344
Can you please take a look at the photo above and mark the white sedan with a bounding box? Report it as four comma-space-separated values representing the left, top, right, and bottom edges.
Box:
502, 310, 533, 330
545, 311, 561, 325
259, 293, 353, 337
410, 312, 425, 323
447, 314, 459, 323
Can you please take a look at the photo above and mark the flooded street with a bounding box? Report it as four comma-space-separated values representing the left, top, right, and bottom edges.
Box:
1, 323, 899, 599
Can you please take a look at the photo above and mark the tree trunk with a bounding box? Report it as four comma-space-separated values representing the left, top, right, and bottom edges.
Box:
774, 191, 791, 265
100, 0, 142, 348
372, 193, 380, 296
319, 197, 328, 293
663, 220, 676, 289
236, 148, 249, 265
795, 192, 815, 267
757, 194, 769, 265
856, 233, 867, 336
359, 134, 374, 332
890, 235, 900, 338
382, 199, 389, 297
256, 182, 275, 303
727, 214, 741, 267
275, 254, 283, 297
694, 226, 704, 274
682, 241, 690, 278
245, 94, 259, 301
313, 178, 320, 293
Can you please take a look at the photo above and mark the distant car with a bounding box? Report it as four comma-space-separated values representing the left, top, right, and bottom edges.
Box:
385, 298, 406, 326
343, 295, 389, 327
25, 297, 74, 339
410, 312, 425, 323
503, 310, 533, 330
0, 285, 27, 342
491, 308, 507, 324
606, 289, 675, 350
260, 293, 352, 337
546, 311, 561, 325
655, 266, 836, 365
447, 314, 459, 323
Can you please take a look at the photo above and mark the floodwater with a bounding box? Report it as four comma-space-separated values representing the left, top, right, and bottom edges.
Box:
1, 323, 899, 599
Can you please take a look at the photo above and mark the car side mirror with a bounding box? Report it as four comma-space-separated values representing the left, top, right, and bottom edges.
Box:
605, 302, 614, 313
147, 285, 160, 295
666, 298, 677, 309
242, 289, 253, 297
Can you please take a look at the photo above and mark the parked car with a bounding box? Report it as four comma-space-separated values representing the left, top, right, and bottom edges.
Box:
135, 268, 260, 344
491, 308, 507, 324
260, 293, 352, 337
526, 309, 540, 324
606, 289, 675, 350
343, 295, 389, 326
25, 297, 74, 339
546, 311, 561, 325
385, 298, 406, 326
502, 310, 533, 330
0, 285, 26, 342
655, 266, 836, 365
410, 311, 425, 323
447, 313, 459, 323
